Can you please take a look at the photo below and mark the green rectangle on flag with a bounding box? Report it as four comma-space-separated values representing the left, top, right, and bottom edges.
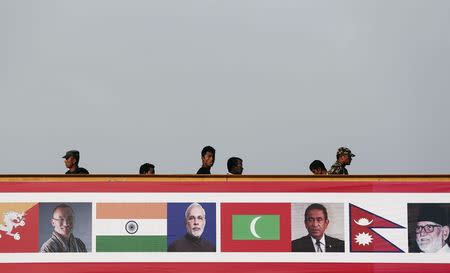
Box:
96, 236, 167, 252
232, 215, 280, 240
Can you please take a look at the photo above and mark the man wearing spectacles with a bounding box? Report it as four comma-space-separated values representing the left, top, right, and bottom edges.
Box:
292, 203, 344, 252
415, 205, 450, 253
40, 203, 87, 252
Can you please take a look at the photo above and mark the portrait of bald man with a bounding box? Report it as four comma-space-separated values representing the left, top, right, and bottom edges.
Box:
39, 202, 92, 252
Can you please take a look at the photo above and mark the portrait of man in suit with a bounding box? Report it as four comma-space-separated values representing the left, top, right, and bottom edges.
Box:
291, 203, 344, 252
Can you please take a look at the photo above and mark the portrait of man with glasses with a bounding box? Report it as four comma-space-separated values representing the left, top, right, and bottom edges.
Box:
40, 203, 88, 252
408, 204, 450, 253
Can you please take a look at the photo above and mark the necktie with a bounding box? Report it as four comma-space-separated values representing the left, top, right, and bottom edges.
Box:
316, 240, 323, 252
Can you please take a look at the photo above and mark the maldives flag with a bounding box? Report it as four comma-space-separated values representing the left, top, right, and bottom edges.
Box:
221, 203, 291, 252
0, 203, 39, 252
350, 204, 404, 252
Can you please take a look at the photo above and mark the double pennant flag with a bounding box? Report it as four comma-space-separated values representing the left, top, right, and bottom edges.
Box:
221, 203, 291, 252
350, 204, 405, 252
96, 203, 167, 252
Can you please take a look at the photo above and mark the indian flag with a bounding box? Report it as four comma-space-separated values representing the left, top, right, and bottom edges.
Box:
96, 203, 167, 252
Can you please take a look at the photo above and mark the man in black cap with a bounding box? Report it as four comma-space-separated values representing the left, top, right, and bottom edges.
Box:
328, 147, 355, 175
63, 150, 89, 174
415, 205, 449, 253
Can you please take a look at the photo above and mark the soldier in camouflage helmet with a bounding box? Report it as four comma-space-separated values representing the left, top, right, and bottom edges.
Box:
328, 147, 355, 175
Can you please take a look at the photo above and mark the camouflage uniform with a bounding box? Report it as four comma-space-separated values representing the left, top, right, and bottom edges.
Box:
328, 161, 348, 175
328, 147, 355, 175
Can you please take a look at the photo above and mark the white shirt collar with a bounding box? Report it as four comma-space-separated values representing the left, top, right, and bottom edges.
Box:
310, 235, 326, 252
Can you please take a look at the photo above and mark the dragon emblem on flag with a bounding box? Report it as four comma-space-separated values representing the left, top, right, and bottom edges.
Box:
0, 211, 26, 240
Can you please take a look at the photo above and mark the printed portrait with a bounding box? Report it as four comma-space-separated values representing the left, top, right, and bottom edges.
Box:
167, 202, 216, 252
291, 203, 344, 252
408, 203, 450, 253
39, 202, 92, 252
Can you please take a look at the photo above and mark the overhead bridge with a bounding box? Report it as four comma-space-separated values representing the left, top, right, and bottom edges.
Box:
0, 175, 449, 273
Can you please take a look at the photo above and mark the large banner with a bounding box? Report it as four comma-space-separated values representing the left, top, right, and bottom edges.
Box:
0, 176, 449, 272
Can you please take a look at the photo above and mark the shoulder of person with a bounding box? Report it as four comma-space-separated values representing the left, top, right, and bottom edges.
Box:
167, 238, 182, 252
77, 167, 89, 174
76, 237, 87, 251
40, 237, 59, 253
291, 235, 310, 246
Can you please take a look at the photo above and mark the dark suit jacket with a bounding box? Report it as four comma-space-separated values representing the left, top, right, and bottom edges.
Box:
291, 235, 344, 252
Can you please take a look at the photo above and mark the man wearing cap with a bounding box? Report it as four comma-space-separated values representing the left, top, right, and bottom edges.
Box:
415, 205, 450, 253
328, 147, 355, 175
63, 150, 89, 174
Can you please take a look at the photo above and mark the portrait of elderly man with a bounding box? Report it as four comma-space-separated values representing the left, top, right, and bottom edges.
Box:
168, 202, 216, 252
40, 203, 87, 252
413, 204, 450, 253
292, 203, 344, 252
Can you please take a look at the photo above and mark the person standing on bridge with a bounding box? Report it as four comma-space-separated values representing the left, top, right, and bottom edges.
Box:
309, 160, 327, 175
328, 147, 355, 175
63, 150, 89, 174
139, 163, 155, 175
196, 146, 215, 174
227, 157, 243, 175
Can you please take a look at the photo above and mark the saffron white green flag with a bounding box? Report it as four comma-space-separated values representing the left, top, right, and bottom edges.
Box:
96, 203, 167, 252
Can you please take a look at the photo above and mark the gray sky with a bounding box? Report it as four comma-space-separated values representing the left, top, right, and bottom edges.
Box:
1, 0, 450, 174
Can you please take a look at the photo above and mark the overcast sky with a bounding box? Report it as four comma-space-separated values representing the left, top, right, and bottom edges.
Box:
1, 0, 449, 174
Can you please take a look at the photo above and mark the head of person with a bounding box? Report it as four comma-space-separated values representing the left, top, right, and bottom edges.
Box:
309, 160, 327, 175
51, 203, 74, 238
304, 203, 329, 240
415, 205, 450, 253
227, 157, 243, 175
139, 163, 155, 175
201, 146, 215, 168
336, 147, 355, 165
185, 202, 206, 238
63, 150, 80, 169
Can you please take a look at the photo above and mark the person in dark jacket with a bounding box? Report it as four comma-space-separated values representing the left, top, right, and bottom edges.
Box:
63, 150, 89, 174
196, 146, 215, 174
